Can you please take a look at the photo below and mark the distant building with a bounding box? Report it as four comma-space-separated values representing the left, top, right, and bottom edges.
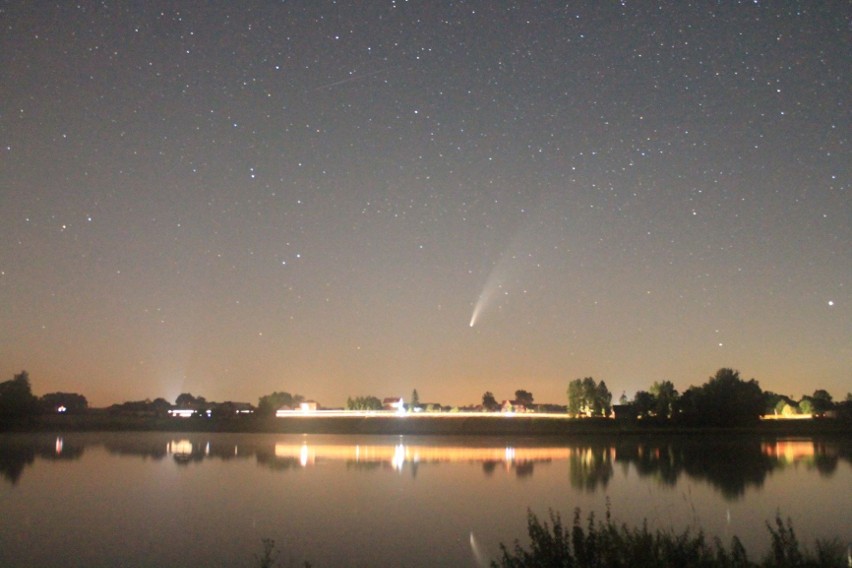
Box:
168, 409, 197, 418
612, 404, 636, 421
217, 401, 255, 415
383, 397, 405, 413
502, 400, 527, 413
275, 401, 319, 416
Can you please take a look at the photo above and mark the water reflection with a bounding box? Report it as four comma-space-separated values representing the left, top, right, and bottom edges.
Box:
0, 435, 85, 484
257, 441, 565, 478
614, 437, 778, 499
611, 436, 850, 499
569, 446, 614, 491
1, 434, 850, 498
764, 439, 840, 475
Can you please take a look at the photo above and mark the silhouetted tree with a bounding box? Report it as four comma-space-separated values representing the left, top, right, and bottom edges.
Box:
0, 371, 39, 418
594, 381, 612, 416
151, 397, 172, 414
679, 368, 764, 426
567, 377, 611, 417
632, 390, 655, 419
582, 377, 597, 412
514, 389, 534, 407
809, 389, 834, 416
346, 395, 383, 411
838, 395, 852, 421
40, 392, 88, 414
650, 380, 678, 419
257, 392, 303, 415
410, 389, 420, 410
482, 391, 500, 411
175, 393, 206, 408
567, 380, 584, 416
676, 386, 699, 418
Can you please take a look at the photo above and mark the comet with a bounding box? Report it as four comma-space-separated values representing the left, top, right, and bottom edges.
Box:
467, 194, 554, 328
468, 279, 503, 328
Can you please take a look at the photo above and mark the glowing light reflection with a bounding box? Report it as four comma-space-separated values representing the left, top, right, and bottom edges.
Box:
167, 440, 193, 455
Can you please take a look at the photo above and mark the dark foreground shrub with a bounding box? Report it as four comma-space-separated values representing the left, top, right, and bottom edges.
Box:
494, 508, 847, 568
254, 538, 311, 568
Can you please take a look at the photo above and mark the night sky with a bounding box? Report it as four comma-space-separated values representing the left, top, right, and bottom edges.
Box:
2, 2, 849, 408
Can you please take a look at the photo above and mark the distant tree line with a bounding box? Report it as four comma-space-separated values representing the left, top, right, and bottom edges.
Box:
2, 369, 851, 426
0, 371, 89, 420
346, 395, 383, 411
0, 371, 39, 418
257, 391, 305, 416
567, 377, 613, 417
478, 390, 562, 413
108, 397, 172, 416
621, 368, 850, 426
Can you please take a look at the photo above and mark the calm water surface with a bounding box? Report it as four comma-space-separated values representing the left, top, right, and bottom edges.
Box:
1, 432, 850, 567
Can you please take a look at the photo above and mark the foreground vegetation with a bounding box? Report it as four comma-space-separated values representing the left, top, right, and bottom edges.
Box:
250, 509, 847, 567
495, 508, 848, 568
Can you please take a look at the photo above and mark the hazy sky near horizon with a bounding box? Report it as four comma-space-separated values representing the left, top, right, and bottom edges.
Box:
1, 2, 849, 407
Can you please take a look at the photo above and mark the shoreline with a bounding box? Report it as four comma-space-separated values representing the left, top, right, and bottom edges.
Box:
3, 413, 850, 437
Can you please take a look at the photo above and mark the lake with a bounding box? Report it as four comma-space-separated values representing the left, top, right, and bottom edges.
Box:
1, 432, 850, 567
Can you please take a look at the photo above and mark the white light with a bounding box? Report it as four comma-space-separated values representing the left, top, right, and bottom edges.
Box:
392, 444, 406, 471
168, 409, 196, 418
168, 440, 193, 455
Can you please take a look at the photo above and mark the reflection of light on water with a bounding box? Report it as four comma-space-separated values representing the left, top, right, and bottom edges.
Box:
270, 444, 572, 465
55, 437, 63, 456
392, 444, 406, 471
205, 442, 210, 456
505, 447, 515, 462
168, 440, 193, 455
274, 442, 314, 464
762, 440, 815, 463
274, 442, 313, 465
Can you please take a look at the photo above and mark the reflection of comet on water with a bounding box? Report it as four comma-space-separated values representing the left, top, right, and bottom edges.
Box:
469, 531, 490, 567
